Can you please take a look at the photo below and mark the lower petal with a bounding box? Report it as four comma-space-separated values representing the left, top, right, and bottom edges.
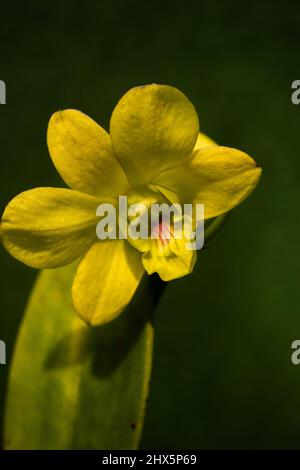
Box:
72, 240, 144, 326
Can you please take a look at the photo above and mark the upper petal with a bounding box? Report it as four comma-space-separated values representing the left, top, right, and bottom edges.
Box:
110, 84, 199, 186
1, 187, 107, 268
154, 146, 262, 219
72, 240, 144, 326
47, 109, 130, 197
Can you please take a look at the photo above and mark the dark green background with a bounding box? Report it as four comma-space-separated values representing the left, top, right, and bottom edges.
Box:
1, 0, 300, 449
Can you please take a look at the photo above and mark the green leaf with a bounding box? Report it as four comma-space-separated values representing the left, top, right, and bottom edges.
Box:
4, 263, 163, 449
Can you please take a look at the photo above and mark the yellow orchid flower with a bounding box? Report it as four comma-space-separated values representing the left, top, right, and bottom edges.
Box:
1, 84, 261, 326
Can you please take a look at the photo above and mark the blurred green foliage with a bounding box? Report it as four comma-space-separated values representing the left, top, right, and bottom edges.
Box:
1, 0, 300, 449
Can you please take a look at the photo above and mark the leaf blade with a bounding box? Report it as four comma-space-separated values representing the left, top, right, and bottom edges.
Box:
4, 262, 156, 449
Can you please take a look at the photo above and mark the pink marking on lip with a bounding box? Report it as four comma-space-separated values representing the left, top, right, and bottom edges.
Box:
153, 221, 173, 247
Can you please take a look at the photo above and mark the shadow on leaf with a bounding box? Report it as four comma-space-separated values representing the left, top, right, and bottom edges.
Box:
44, 274, 165, 377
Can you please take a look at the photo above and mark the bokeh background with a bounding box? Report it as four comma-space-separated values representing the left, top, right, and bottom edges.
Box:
1, 0, 300, 449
